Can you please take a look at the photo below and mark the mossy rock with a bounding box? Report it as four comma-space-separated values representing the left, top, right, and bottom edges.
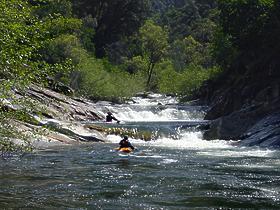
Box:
85, 124, 154, 141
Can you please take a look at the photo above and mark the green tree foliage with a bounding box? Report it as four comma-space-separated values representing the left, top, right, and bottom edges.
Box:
170, 36, 203, 71
44, 16, 82, 38
215, 0, 279, 70
0, 0, 42, 82
30, 0, 73, 18
71, 0, 150, 57
157, 0, 217, 41
139, 20, 169, 89
157, 61, 181, 94
142, 1, 220, 97
218, 0, 274, 51
79, 58, 145, 102
0, 0, 46, 153
40, 19, 84, 64
30, 1, 86, 88
119, 1, 220, 95
123, 56, 148, 74
0, 0, 79, 153
212, 27, 238, 69
79, 15, 96, 53
150, 0, 186, 13
204, 0, 280, 113
158, 61, 221, 96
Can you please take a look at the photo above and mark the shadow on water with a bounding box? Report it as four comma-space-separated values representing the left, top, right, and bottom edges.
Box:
116, 158, 130, 169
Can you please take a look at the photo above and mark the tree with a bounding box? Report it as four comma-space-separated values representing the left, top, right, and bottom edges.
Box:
157, 0, 217, 41
139, 20, 169, 89
29, 0, 73, 18
170, 36, 203, 71
71, 0, 150, 57
0, 0, 43, 82
217, 0, 275, 52
0, 0, 47, 153
0, 0, 79, 153
214, 0, 279, 72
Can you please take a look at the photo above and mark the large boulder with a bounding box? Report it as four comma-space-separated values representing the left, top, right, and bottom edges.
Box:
203, 99, 280, 144
27, 84, 103, 122
203, 104, 264, 140
239, 113, 280, 148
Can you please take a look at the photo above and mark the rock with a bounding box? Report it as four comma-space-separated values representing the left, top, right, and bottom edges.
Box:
0, 99, 18, 112
46, 132, 77, 144
203, 98, 280, 142
27, 84, 103, 122
239, 113, 280, 148
135, 92, 149, 98
204, 104, 265, 140
194, 47, 280, 148
200, 70, 280, 148
46, 77, 74, 96
41, 120, 105, 142
2, 83, 109, 149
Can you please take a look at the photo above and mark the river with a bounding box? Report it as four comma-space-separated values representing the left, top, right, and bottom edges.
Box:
0, 94, 280, 209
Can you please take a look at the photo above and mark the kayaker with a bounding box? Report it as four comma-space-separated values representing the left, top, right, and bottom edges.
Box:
106, 111, 120, 123
119, 136, 134, 150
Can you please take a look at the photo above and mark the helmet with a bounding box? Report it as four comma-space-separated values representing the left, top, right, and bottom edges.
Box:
123, 136, 128, 140
107, 111, 112, 115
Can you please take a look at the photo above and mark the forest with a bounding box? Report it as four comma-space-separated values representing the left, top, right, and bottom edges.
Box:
1, 0, 280, 151
1, 1, 280, 208
0, 0, 222, 100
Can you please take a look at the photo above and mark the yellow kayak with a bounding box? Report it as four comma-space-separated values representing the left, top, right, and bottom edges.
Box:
115, 147, 133, 153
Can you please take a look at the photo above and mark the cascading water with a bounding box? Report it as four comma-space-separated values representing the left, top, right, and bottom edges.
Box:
95, 94, 223, 148
0, 94, 279, 209
96, 94, 206, 121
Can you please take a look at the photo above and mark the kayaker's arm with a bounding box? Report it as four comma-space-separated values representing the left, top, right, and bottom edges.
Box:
128, 142, 134, 150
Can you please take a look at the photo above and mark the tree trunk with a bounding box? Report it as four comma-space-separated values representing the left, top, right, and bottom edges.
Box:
146, 62, 155, 89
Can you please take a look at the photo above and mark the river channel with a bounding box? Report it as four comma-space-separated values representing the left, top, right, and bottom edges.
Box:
0, 94, 280, 209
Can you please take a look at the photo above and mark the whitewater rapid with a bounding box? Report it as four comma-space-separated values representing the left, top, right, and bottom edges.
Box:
2, 94, 280, 209
93, 93, 279, 161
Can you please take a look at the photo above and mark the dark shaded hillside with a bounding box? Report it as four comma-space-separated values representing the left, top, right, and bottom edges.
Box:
153, 0, 217, 41
199, 0, 280, 147
200, 50, 280, 144
202, 49, 280, 120
150, 0, 186, 12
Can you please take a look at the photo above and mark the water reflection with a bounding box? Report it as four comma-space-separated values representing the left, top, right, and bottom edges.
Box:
116, 158, 130, 169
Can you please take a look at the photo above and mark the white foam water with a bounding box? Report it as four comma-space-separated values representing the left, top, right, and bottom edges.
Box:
197, 147, 277, 158
113, 108, 203, 122
103, 93, 278, 160
107, 131, 232, 150
130, 94, 178, 105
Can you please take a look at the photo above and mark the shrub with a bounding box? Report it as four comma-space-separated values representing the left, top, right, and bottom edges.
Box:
78, 58, 146, 101
158, 61, 221, 97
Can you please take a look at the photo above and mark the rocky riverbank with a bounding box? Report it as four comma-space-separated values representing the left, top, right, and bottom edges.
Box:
4, 76, 280, 150
6, 84, 109, 149
199, 65, 280, 148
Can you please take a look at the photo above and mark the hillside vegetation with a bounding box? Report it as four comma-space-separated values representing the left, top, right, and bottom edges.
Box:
1, 0, 279, 151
